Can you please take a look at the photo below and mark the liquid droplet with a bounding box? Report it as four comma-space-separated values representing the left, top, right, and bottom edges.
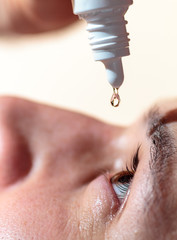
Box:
110, 88, 120, 107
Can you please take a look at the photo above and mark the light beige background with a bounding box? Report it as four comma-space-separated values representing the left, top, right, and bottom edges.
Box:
0, 0, 177, 125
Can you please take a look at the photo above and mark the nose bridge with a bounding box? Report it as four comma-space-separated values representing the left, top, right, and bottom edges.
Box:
0, 97, 19, 124
0, 96, 35, 125
0, 96, 127, 188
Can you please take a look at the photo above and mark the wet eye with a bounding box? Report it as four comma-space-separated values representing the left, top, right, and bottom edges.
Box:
111, 171, 133, 204
111, 145, 140, 205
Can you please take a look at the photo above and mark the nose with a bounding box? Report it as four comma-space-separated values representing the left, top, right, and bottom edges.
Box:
0, 97, 32, 188
0, 96, 125, 190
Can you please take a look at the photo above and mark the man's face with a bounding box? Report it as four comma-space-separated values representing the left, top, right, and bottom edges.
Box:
0, 97, 177, 240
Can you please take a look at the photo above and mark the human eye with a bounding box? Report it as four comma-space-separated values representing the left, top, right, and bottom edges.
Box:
110, 146, 140, 206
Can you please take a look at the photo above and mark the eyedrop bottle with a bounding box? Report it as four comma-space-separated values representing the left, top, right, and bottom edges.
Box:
72, 0, 133, 107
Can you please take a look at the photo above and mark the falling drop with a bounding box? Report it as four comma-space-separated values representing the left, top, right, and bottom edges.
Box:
110, 88, 120, 107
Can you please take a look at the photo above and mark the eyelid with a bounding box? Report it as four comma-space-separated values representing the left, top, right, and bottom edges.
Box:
110, 171, 133, 184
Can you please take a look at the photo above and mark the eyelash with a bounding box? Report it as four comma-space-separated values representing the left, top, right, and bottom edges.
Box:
111, 146, 140, 204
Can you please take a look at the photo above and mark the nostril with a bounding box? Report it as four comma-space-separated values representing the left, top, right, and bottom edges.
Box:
0, 127, 32, 188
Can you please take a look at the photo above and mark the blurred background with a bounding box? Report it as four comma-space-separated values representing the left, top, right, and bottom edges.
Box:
0, 0, 177, 125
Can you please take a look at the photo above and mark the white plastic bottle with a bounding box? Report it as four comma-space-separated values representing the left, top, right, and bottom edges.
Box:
72, 0, 133, 106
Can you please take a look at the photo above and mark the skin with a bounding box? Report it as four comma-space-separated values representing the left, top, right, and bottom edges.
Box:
1, 2, 177, 239
0, 96, 177, 239
0, 0, 77, 33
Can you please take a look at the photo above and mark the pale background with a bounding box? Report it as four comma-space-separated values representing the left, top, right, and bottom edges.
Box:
0, 0, 176, 125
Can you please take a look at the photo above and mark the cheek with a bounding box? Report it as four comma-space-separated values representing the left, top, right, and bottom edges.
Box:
78, 175, 119, 239
0, 185, 71, 239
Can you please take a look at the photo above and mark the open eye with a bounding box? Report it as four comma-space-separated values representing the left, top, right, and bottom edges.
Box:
111, 146, 140, 205
111, 171, 133, 204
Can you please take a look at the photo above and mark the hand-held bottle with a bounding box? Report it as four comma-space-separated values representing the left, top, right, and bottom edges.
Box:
72, 0, 133, 107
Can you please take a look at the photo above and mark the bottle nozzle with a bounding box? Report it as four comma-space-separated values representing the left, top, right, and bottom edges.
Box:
104, 57, 124, 89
